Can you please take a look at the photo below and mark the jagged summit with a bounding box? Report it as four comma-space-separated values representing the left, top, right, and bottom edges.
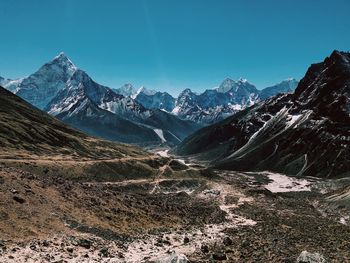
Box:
51, 52, 77, 72
238, 77, 248, 83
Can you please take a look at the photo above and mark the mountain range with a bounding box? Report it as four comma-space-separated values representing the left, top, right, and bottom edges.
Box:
0, 53, 200, 145
176, 50, 350, 178
0, 53, 297, 145
116, 77, 298, 125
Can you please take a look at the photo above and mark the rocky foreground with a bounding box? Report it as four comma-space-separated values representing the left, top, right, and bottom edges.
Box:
0, 153, 350, 263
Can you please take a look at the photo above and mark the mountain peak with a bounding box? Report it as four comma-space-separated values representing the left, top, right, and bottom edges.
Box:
217, 78, 236, 93
238, 77, 248, 83
52, 52, 77, 70
113, 83, 136, 97
179, 88, 194, 95
136, 86, 157, 96
328, 50, 350, 67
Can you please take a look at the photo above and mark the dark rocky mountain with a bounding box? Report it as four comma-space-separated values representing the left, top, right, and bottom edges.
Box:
176, 50, 350, 178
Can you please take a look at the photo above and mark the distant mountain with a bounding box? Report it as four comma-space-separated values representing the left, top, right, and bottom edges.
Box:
172, 78, 288, 125
135, 91, 176, 112
3, 52, 77, 109
0, 77, 23, 93
2, 54, 200, 146
113, 83, 137, 97
46, 69, 147, 121
176, 50, 350, 178
1, 52, 298, 143
259, 78, 298, 100
54, 96, 162, 144
133, 86, 157, 97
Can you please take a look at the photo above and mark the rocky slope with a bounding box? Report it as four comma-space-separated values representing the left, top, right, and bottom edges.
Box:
0, 85, 155, 159
176, 50, 350, 178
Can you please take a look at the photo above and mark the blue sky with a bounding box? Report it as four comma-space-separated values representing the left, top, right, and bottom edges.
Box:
0, 0, 349, 95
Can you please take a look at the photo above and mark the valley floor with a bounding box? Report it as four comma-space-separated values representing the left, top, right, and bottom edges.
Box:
0, 153, 349, 262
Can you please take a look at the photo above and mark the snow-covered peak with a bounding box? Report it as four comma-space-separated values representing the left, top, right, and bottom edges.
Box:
68, 69, 90, 85
178, 88, 196, 98
51, 52, 77, 73
138, 86, 157, 96
114, 83, 137, 97
217, 78, 236, 93
238, 77, 248, 83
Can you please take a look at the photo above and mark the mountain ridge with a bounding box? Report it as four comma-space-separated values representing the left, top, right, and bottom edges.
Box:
176, 50, 350, 178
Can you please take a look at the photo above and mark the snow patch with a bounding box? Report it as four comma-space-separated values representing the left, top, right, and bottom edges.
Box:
154, 129, 166, 143
156, 149, 169, 157
262, 172, 312, 193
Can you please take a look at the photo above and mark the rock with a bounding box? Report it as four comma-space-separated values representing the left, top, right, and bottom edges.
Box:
0, 176, 4, 184
203, 189, 221, 196
201, 244, 209, 253
297, 251, 326, 263
169, 160, 188, 171
212, 252, 227, 260
223, 236, 233, 246
0, 212, 9, 220
13, 196, 26, 204
29, 244, 37, 251
99, 247, 109, 257
0, 240, 6, 250
156, 252, 188, 263
77, 239, 92, 249
67, 247, 74, 253
42, 240, 50, 247
183, 237, 190, 244
241, 240, 250, 248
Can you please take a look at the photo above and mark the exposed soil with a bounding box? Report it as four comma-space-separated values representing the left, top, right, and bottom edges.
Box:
0, 155, 350, 262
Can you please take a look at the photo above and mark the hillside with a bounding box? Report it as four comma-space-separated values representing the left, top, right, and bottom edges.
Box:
176, 51, 350, 178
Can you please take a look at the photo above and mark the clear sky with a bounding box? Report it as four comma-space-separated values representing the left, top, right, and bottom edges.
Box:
0, 0, 349, 96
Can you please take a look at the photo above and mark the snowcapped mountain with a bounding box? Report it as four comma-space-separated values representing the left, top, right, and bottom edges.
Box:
1, 52, 297, 145
113, 83, 137, 97
4, 52, 77, 109
1, 53, 200, 146
172, 78, 298, 125
176, 50, 350, 178
46, 69, 147, 121
172, 79, 259, 124
133, 86, 157, 97
0, 77, 23, 93
259, 78, 298, 100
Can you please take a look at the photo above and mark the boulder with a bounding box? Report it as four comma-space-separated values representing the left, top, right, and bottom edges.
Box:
156, 252, 188, 263
297, 251, 326, 263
